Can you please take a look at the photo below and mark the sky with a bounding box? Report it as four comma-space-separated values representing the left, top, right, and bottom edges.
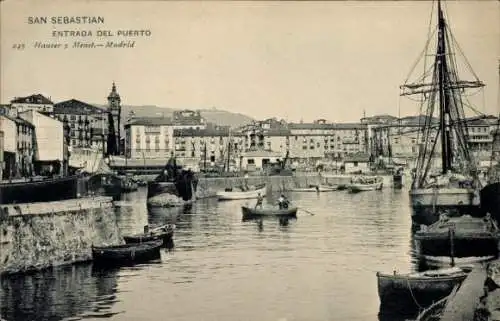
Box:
1, 0, 498, 123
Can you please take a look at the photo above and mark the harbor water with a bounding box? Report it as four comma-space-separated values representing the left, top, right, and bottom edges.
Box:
1, 187, 420, 321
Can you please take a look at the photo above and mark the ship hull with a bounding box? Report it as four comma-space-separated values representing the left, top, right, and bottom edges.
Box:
0, 176, 79, 204
409, 188, 481, 227
480, 182, 500, 223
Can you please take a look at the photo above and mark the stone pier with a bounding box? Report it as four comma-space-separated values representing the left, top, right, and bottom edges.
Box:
0, 196, 120, 275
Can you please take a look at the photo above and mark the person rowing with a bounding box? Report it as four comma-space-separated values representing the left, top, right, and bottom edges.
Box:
255, 192, 264, 210
278, 194, 289, 209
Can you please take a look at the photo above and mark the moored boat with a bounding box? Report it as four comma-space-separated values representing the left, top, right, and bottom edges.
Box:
400, 0, 485, 227
289, 184, 338, 192
377, 267, 469, 314
92, 239, 163, 266
415, 285, 460, 321
241, 205, 298, 218
347, 176, 383, 193
216, 184, 267, 201
123, 224, 175, 246
414, 215, 500, 265
147, 155, 198, 207
0, 175, 80, 204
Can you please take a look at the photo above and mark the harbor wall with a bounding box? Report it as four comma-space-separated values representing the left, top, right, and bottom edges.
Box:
194, 174, 397, 199
0, 196, 119, 275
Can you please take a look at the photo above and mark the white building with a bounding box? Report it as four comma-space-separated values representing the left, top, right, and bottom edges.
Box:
124, 110, 207, 159
19, 110, 66, 163
239, 150, 283, 171
10, 94, 54, 115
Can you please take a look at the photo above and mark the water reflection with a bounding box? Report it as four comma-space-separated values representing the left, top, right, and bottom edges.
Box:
0, 263, 120, 321
2, 186, 420, 321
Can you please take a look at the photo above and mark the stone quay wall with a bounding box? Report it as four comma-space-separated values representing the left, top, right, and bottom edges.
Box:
0, 196, 120, 275
194, 174, 395, 199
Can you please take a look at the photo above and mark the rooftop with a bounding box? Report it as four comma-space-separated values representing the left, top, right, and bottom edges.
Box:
54, 99, 105, 115
11, 94, 53, 105
126, 117, 173, 127
173, 128, 230, 137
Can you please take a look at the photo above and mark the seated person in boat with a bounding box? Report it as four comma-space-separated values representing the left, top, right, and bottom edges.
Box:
255, 193, 264, 209
278, 194, 289, 209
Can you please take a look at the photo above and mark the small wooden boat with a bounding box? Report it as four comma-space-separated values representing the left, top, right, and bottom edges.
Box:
377, 266, 469, 314
123, 224, 175, 246
216, 184, 267, 201
347, 176, 383, 193
92, 240, 163, 266
241, 205, 298, 218
289, 184, 338, 192
414, 215, 500, 265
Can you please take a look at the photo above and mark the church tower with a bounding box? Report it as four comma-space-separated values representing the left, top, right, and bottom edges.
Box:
107, 82, 122, 155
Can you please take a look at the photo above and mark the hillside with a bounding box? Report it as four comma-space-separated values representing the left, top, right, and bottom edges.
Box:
97, 105, 255, 129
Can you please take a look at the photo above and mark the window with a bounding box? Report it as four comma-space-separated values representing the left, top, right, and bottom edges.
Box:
353, 161, 358, 167
247, 159, 255, 164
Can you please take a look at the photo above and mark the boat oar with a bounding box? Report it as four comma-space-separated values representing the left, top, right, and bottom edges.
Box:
298, 207, 316, 216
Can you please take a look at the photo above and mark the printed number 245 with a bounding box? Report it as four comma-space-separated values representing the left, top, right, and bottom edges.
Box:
12, 43, 25, 50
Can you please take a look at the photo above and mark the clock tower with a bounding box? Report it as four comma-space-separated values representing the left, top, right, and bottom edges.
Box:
107, 82, 121, 155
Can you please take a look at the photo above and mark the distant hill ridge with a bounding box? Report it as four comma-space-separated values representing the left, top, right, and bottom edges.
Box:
96, 104, 255, 129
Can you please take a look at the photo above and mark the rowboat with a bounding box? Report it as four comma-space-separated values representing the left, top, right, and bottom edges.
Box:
241, 205, 298, 218
376, 266, 470, 314
216, 184, 267, 201
123, 224, 175, 246
289, 184, 338, 192
415, 284, 460, 321
92, 240, 163, 266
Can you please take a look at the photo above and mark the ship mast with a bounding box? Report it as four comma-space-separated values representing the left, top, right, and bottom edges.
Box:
437, 0, 452, 174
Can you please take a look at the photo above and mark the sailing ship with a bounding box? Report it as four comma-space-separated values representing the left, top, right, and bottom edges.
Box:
400, 0, 485, 226
480, 61, 500, 223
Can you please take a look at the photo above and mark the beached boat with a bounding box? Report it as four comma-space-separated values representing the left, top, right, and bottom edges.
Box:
377, 267, 469, 314
400, 0, 485, 227
92, 240, 163, 266
216, 184, 267, 201
241, 205, 298, 218
347, 176, 383, 193
289, 184, 338, 192
123, 224, 175, 246
414, 215, 500, 265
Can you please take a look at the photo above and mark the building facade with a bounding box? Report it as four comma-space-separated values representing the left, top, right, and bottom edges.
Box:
10, 94, 54, 115
287, 120, 368, 160
19, 110, 69, 176
0, 112, 36, 178
124, 110, 207, 159
0, 131, 3, 180
53, 99, 107, 150
172, 127, 245, 170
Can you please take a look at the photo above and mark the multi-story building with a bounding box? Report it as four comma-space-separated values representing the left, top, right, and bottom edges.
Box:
0, 109, 36, 178
173, 126, 245, 170
53, 99, 107, 150
10, 94, 54, 115
287, 119, 368, 160
19, 110, 69, 176
369, 114, 499, 162
107, 82, 122, 155
124, 110, 207, 159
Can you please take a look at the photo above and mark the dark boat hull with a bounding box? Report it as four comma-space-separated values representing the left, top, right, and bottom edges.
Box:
0, 176, 79, 204
480, 182, 500, 222
377, 272, 466, 315
241, 206, 298, 219
414, 235, 500, 258
92, 240, 162, 266
123, 230, 173, 246
147, 170, 198, 201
